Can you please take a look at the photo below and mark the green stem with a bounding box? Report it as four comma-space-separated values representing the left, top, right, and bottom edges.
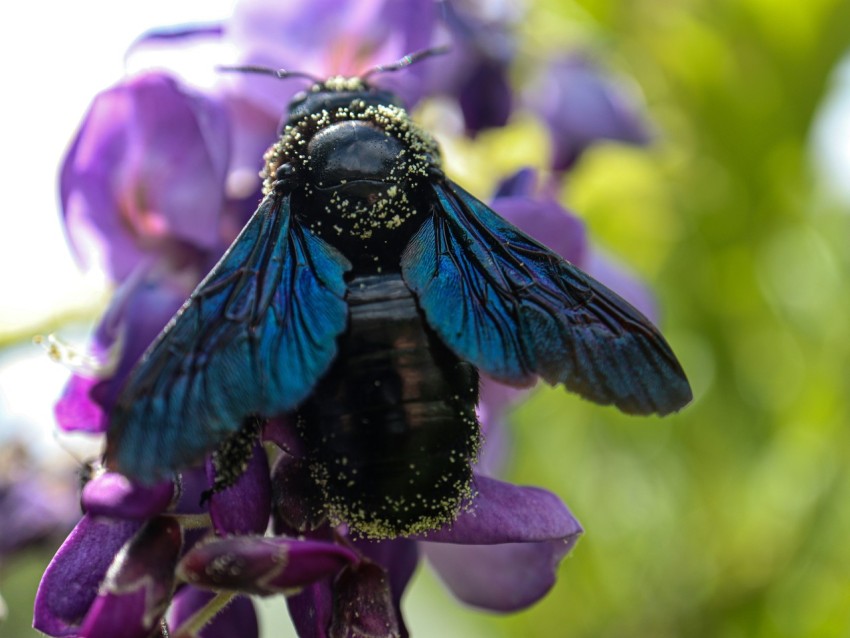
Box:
172, 591, 235, 638
174, 513, 212, 529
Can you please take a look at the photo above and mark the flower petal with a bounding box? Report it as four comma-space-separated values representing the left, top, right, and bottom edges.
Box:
270, 453, 326, 535
174, 467, 212, 515
490, 188, 587, 265
423, 475, 581, 545
354, 539, 418, 638
80, 516, 183, 638
177, 537, 358, 595
168, 588, 258, 638
420, 476, 582, 612
55, 258, 202, 433
34, 515, 142, 636
422, 0, 519, 134
331, 561, 400, 638
287, 541, 415, 638
53, 375, 107, 435
81, 472, 175, 519
527, 54, 651, 171
287, 581, 333, 638
61, 71, 230, 280
423, 537, 576, 612
226, 0, 438, 111
0, 455, 79, 557
207, 441, 271, 535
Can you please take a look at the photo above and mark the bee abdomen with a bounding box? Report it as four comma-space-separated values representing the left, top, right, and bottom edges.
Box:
295, 273, 480, 538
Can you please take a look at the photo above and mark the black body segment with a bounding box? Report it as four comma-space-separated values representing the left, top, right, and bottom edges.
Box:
296, 273, 480, 538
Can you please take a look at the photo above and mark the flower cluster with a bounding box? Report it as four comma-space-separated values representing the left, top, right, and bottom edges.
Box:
34, 1, 656, 637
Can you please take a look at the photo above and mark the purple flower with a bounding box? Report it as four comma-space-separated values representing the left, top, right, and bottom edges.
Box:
79, 516, 182, 638
55, 71, 236, 435
34, 514, 143, 636
225, 0, 439, 114
60, 72, 230, 282
55, 258, 205, 434
81, 471, 175, 520
427, 0, 521, 134
33, 461, 356, 637
168, 588, 258, 638
527, 54, 652, 171
0, 443, 80, 561
491, 167, 588, 265
206, 440, 271, 536
271, 446, 581, 636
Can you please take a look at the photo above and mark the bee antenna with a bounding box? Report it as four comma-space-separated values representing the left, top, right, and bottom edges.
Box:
362, 46, 451, 79
216, 65, 321, 83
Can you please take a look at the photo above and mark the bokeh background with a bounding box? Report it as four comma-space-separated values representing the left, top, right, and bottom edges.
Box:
3, 0, 850, 636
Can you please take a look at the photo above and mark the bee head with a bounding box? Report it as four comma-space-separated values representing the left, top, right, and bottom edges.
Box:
286, 77, 402, 124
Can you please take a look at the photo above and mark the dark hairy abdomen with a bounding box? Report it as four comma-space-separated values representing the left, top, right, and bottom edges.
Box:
295, 272, 480, 538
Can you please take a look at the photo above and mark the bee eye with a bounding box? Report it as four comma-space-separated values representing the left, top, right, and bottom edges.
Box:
275, 163, 295, 180
273, 163, 297, 194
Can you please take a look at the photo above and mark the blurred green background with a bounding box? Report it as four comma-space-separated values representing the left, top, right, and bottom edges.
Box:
3, 0, 850, 636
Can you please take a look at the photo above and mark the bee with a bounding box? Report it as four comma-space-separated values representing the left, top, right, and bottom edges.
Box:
105, 55, 692, 538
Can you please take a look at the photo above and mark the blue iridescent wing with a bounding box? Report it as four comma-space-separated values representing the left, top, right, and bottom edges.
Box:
401, 180, 691, 416
106, 194, 351, 481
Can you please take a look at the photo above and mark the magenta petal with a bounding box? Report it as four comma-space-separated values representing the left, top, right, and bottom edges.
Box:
54, 374, 108, 434
169, 588, 258, 638
177, 537, 358, 595
34, 515, 142, 636
81, 472, 174, 519
80, 516, 182, 638
208, 441, 271, 535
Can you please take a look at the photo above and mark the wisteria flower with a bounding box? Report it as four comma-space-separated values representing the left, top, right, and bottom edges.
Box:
527, 53, 652, 171
426, 0, 521, 134
34, 424, 580, 637
0, 443, 79, 562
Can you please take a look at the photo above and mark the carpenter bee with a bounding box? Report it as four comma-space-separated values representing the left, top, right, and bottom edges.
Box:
105, 55, 692, 538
